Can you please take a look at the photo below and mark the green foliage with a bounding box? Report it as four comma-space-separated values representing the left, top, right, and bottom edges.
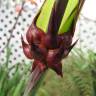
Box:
0, 63, 30, 96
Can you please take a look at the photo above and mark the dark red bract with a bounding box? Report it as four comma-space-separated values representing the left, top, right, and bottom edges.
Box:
22, 18, 75, 77
21, 0, 84, 77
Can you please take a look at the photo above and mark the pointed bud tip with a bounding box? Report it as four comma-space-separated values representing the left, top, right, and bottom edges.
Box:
21, 35, 33, 59
57, 70, 63, 78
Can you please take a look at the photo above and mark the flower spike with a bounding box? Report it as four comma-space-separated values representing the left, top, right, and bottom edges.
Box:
22, 0, 85, 95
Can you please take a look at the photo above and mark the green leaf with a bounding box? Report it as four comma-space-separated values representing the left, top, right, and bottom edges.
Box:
58, 9, 77, 34
59, 0, 78, 34
36, 0, 79, 34
13, 78, 25, 96
36, 0, 55, 32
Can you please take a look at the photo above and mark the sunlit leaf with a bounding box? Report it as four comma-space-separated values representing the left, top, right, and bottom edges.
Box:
37, 0, 79, 34
59, 0, 78, 34
36, 0, 55, 32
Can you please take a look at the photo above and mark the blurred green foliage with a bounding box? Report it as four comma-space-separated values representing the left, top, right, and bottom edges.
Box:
0, 49, 96, 96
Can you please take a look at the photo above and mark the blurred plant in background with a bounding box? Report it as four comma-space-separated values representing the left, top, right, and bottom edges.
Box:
0, 48, 96, 96
0, 0, 38, 12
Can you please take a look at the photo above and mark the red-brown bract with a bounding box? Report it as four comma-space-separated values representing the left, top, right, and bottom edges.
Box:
21, 0, 85, 77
